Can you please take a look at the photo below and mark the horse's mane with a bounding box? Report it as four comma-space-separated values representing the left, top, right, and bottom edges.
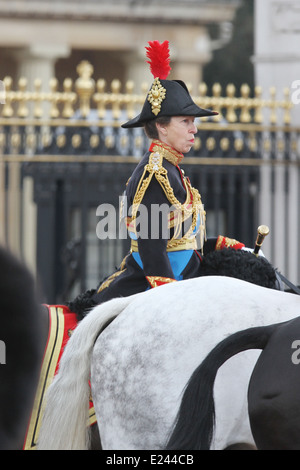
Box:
66, 288, 97, 321
199, 249, 280, 290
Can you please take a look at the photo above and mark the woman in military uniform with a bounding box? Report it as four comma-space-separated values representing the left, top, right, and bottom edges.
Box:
86, 41, 244, 307
69, 40, 245, 313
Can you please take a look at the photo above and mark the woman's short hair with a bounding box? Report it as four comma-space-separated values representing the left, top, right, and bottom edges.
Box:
144, 116, 172, 139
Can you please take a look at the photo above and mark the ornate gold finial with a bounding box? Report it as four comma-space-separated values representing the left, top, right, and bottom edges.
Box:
283, 87, 292, 126
33, 78, 43, 118
147, 77, 166, 116
17, 77, 29, 118
125, 80, 135, 119
240, 83, 251, 123
220, 137, 230, 151
225, 83, 237, 123
206, 137, 216, 151
111, 79, 121, 119
254, 86, 263, 124
199, 82, 207, 97
62, 78, 76, 118
269, 86, 277, 125
211, 82, 222, 121
75, 60, 95, 118
2, 76, 13, 117
93, 78, 107, 119
49, 78, 60, 118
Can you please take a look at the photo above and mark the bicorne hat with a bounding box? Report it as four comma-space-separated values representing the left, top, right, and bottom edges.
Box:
122, 40, 218, 129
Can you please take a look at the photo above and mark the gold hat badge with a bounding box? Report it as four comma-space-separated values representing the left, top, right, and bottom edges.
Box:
147, 77, 167, 116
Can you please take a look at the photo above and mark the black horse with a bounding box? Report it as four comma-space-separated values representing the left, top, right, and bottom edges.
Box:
248, 315, 300, 449
0, 246, 101, 450
0, 246, 43, 450
166, 309, 300, 450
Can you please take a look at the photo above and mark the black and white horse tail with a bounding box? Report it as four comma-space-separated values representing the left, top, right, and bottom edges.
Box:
37, 295, 137, 450
166, 321, 284, 450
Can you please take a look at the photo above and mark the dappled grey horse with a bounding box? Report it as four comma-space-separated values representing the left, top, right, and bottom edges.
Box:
37, 261, 299, 450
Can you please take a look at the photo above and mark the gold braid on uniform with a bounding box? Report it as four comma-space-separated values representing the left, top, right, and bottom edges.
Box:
146, 276, 176, 288
215, 235, 245, 251
130, 140, 206, 251
97, 255, 128, 293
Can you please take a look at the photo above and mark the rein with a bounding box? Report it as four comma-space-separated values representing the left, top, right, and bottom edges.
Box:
253, 225, 300, 296
276, 271, 300, 296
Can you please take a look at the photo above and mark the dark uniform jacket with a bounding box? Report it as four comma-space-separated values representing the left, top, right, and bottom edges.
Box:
92, 140, 244, 305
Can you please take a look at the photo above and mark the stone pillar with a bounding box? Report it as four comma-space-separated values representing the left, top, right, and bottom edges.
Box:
172, 33, 212, 96
253, 0, 300, 126
171, 31, 212, 94
253, 0, 300, 284
124, 48, 152, 91
16, 44, 70, 91
13, 44, 71, 271
171, 61, 204, 95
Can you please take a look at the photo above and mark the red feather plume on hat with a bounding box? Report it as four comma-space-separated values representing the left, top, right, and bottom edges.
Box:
145, 40, 172, 80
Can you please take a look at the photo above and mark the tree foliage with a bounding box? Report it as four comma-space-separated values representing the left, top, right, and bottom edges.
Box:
203, 0, 254, 95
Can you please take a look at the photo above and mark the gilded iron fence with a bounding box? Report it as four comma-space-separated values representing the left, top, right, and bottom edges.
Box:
0, 61, 299, 302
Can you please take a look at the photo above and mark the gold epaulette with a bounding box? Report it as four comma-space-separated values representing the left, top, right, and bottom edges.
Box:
129, 144, 206, 251
215, 235, 245, 250
130, 150, 164, 220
